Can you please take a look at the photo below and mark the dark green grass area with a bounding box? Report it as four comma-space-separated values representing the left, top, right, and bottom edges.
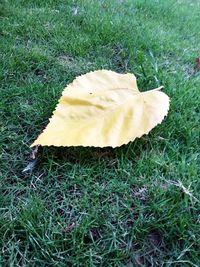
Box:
0, 0, 200, 266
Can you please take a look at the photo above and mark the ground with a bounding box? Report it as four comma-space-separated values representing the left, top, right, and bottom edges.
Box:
0, 0, 200, 266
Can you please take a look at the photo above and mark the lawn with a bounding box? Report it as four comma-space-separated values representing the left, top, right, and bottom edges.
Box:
0, 0, 200, 266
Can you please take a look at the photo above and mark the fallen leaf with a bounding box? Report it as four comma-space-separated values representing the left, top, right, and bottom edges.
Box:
31, 70, 170, 148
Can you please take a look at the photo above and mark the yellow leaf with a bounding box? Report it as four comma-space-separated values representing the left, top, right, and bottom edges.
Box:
31, 70, 169, 148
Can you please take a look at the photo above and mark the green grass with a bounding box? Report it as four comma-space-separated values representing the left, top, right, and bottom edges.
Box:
0, 0, 200, 266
